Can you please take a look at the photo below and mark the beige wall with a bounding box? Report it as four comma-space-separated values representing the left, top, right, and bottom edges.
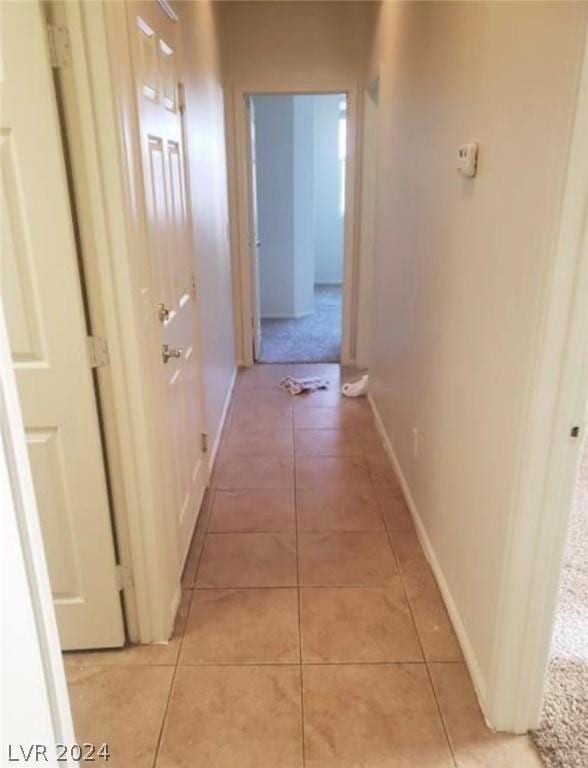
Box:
180, 1, 237, 456
217, 0, 376, 84
369, 0, 587, 700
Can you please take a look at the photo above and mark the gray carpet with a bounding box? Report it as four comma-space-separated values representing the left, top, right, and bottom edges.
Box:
533, 435, 588, 767
259, 285, 342, 363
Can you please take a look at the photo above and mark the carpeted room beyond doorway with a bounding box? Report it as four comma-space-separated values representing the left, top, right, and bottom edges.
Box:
259, 285, 342, 363
533, 433, 588, 768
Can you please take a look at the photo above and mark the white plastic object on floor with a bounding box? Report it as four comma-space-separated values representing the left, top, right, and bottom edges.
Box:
342, 374, 369, 398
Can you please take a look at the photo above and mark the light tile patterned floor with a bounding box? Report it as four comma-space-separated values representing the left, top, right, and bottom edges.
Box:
65, 364, 544, 767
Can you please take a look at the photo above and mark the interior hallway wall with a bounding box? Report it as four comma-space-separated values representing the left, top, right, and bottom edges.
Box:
313, 94, 344, 285
217, 1, 376, 84
293, 95, 316, 317
181, 1, 236, 457
368, 0, 588, 712
253, 95, 296, 318
253, 93, 342, 320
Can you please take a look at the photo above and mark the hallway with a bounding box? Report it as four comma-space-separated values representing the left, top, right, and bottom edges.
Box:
64, 364, 542, 768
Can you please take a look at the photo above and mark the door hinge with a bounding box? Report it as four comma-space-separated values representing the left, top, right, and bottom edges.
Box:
571, 425, 581, 438
47, 24, 71, 69
87, 336, 110, 368
115, 564, 133, 592
201, 432, 208, 453
178, 82, 186, 114
191, 273, 197, 300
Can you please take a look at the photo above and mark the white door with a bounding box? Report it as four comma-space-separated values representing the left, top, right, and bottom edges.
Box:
0, 1, 125, 649
129, 1, 207, 568
247, 98, 263, 360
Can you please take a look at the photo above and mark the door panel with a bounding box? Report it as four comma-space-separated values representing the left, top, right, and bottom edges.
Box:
26, 429, 81, 599
129, 1, 207, 568
0, 1, 124, 649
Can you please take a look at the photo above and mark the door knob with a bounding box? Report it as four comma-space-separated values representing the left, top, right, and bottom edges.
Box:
157, 302, 171, 323
162, 344, 183, 363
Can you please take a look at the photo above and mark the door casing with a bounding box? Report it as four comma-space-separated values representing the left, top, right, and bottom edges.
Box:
245, 97, 262, 361
355, 76, 379, 370
485, 25, 588, 731
49, 0, 202, 644
228, 81, 361, 367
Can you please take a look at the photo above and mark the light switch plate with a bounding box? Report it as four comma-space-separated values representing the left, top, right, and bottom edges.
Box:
457, 142, 479, 177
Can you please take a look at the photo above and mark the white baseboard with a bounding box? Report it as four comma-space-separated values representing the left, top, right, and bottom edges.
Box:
367, 392, 488, 711
208, 367, 237, 474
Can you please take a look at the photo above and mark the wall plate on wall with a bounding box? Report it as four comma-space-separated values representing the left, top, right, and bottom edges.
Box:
457, 142, 479, 177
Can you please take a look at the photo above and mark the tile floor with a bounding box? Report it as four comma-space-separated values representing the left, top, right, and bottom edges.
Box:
65, 364, 543, 767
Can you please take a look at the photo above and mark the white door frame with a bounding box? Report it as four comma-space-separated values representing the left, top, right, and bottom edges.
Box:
245, 98, 263, 361
228, 81, 360, 367
355, 75, 380, 370
486, 29, 588, 731
48, 0, 185, 645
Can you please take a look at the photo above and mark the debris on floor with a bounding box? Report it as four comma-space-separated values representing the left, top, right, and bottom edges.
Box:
280, 376, 329, 395
342, 374, 369, 398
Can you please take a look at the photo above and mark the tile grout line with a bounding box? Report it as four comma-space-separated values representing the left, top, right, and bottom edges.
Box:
178, 373, 456, 767
196, 488, 216, 575
187, 374, 307, 768
361, 391, 462, 768
383, 524, 458, 767
292, 396, 307, 768
172, 660, 436, 667
423, 658, 459, 768
153, 378, 241, 766
151, 573, 197, 768
63, 658, 464, 670
192, 582, 417, 589
371, 426, 461, 766
152, 480, 219, 766
153, 418, 226, 765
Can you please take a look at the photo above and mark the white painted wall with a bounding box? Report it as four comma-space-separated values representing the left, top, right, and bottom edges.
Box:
293, 95, 316, 317
181, 1, 237, 458
217, 1, 376, 84
368, 0, 588, 715
253, 93, 344, 318
253, 95, 296, 318
313, 94, 344, 285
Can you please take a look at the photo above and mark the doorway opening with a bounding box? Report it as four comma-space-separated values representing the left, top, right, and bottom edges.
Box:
533, 402, 588, 767
247, 93, 347, 363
